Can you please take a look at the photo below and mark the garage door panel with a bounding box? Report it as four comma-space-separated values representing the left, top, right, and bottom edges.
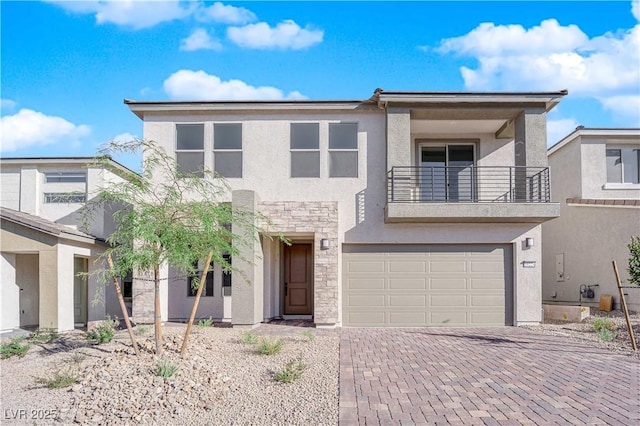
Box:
343, 244, 512, 327
389, 312, 427, 324
389, 278, 426, 290
389, 295, 427, 307
430, 278, 467, 290
347, 278, 385, 290
347, 295, 385, 308
430, 261, 467, 273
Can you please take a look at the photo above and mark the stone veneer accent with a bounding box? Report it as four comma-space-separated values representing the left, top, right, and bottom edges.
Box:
258, 201, 339, 325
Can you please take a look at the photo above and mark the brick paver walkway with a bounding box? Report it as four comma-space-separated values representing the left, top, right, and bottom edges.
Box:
339, 328, 640, 425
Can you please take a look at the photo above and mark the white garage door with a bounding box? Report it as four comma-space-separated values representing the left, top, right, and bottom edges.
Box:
342, 244, 513, 327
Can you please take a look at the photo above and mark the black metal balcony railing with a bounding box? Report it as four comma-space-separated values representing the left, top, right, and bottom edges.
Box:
387, 166, 551, 203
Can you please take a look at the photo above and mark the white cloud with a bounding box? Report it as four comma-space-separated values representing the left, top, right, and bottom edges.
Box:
547, 118, 580, 146
437, 14, 640, 123
163, 70, 307, 100
227, 20, 324, 50
196, 2, 256, 24
599, 95, 640, 124
112, 132, 138, 143
1, 99, 17, 111
633, 0, 640, 21
180, 28, 222, 51
50, 0, 194, 30
0, 109, 91, 153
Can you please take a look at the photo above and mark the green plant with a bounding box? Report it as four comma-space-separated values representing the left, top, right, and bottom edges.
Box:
155, 358, 179, 379
86, 317, 118, 344
300, 330, 315, 341
593, 317, 616, 332
257, 337, 283, 355
35, 368, 77, 389
241, 332, 258, 344
0, 337, 31, 359
628, 236, 640, 286
274, 358, 307, 383
30, 328, 59, 343
136, 325, 150, 335
197, 317, 214, 328
68, 352, 86, 365
597, 328, 616, 342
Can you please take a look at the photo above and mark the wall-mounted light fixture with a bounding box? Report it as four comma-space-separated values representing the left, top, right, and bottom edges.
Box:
525, 237, 534, 248
320, 238, 331, 250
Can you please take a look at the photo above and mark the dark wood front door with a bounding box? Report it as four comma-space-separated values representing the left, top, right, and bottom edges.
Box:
284, 243, 312, 315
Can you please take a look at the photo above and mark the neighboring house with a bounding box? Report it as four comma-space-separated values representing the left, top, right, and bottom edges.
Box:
125, 88, 566, 328
0, 157, 136, 332
542, 128, 640, 312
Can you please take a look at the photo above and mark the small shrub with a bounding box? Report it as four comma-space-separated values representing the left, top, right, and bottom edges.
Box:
197, 317, 214, 328
155, 358, 179, 379
301, 330, 315, 341
135, 325, 150, 335
68, 352, 86, 365
241, 332, 258, 344
1, 337, 31, 359
275, 358, 307, 383
30, 328, 59, 343
86, 317, 118, 344
35, 368, 77, 389
257, 337, 283, 355
593, 317, 616, 332
628, 236, 640, 285
597, 328, 616, 342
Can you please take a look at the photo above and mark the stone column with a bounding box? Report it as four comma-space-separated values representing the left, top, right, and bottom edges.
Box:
232, 190, 264, 327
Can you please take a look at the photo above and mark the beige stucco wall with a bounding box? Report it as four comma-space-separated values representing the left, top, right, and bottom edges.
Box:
1, 253, 19, 330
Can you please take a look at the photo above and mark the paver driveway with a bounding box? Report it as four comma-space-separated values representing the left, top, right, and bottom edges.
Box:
339, 327, 640, 425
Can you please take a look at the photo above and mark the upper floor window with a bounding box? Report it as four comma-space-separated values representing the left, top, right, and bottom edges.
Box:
329, 123, 358, 178
44, 172, 86, 183
214, 123, 242, 178
44, 192, 86, 203
176, 124, 205, 177
607, 148, 639, 184
290, 123, 320, 178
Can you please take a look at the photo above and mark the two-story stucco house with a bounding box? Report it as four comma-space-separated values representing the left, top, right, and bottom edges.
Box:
542, 128, 640, 312
125, 88, 566, 328
0, 157, 135, 332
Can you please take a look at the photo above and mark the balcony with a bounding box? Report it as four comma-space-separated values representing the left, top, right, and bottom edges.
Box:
385, 166, 560, 223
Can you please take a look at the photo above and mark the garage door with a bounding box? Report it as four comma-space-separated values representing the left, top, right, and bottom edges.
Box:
342, 244, 513, 327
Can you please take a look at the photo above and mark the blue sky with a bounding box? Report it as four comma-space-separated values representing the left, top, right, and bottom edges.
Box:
2, 1, 639, 170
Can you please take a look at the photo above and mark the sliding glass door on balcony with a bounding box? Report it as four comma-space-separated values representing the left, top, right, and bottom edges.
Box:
419, 144, 474, 202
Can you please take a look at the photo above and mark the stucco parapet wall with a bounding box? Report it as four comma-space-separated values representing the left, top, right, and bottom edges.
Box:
385, 202, 560, 223
257, 201, 339, 325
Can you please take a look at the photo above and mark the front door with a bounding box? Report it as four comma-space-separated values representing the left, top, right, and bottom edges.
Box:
74, 257, 87, 325
284, 243, 312, 315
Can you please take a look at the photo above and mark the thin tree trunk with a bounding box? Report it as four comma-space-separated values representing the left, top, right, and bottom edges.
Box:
180, 251, 214, 357
154, 264, 163, 356
107, 254, 140, 356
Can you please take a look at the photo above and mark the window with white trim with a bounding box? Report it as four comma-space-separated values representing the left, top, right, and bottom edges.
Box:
607, 147, 639, 184
214, 123, 242, 178
329, 123, 358, 178
290, 123, 320, 177
45, 172, 86, 183
176, 124, 205, 177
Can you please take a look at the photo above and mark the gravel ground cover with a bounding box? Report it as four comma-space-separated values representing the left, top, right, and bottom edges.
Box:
522, 309, 640, 359
0, 324, 339, 425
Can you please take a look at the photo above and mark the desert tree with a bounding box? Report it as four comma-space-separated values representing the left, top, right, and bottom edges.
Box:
86, 138, 271, 356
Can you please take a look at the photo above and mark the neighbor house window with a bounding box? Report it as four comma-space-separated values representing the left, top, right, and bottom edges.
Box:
222, 254, 232, 288
122, 271, 133, 300
45, 172, 86, 183
214, 123, 242, 178
44, 192, 86, 203
176, 124, 205, 177
188, 261, 214, 297
607, 148, 640, 184
329, 123, 358, 177
290, 123, 320, 177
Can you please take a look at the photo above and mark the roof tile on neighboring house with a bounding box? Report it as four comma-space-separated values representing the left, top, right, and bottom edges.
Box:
566, 198, 640, 207
0, 207, 103, 244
